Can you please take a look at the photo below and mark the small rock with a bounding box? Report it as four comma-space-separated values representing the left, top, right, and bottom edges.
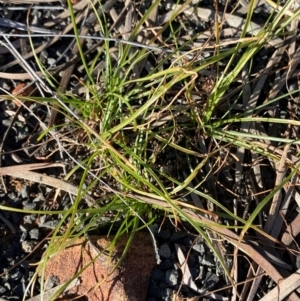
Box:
0, 285, 7, 294
150, 224, 159, 236
151, 268, 165, 281
190, 267, 198, 278
23, 215, 35, 224
29, 228, 40, 240
39, 220, 58, 229
182, 237, 193, 246
33, 193, 45, 202
204, 272, 219, 290
22, 200, 36, 210
201, 254, 215, 267
197, 255, 203, 264
165, 269, 178, 286
156, 230, 171, 239
159, 243, 171, 259
19, 225, 28, 232
47, 57, 56, 66
22, 240, 37, 253
12, 282, 24, 297
159, 259, 173, 270
148, 279, 162, 299
188, 253, 197, 267
192, 243, 205, 254
20, 231, 27, 242
170, 231, 187, 242
39, 215, 46, 225
10, 269, 23, 281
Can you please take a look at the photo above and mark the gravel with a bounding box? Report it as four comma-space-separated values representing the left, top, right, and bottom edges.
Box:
146, 221, 223, 300
158, 243, 172, 259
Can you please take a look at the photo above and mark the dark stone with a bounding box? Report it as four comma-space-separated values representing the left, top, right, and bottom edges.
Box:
201, 254, 215, 266
151, 268, 165, 281
10, 269, 23, 281
159, 259, 173, 270
20, 231, 27, 242
165, 269, 178, 286
156, 230, 171, 239
159, 243, 171, 259
190, 267, 198, 278
182, 237, 193, 246
0, 285, 6, 294
12, 282, 24, 297
170, 231, 187, 242
148, 279, 162, 299
204, 272, 219, 290
187, 253, 197, 267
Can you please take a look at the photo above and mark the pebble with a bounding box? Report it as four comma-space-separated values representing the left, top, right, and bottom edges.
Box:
193, 243, 205, 254
0, 286, 6, 294
159, 243, 171, 259
148, 279, 162, 299
201, 254, 215, 266
22, 200, 36, 210
23, 215, 35, 224
182, 237, 193, 246
188, 253, 197, 266
165, 269, 178, 286
39, 220, 59, 229
20, 231, 27, 242
29, 228, 40, 240
10, 269, 23, 281
156, 229, 171, 239
159, 259, 172, 270
47, 57, 56, 66
151, 268, 165, 281
170, 231, 187, 242
190, 267, 198, 278
204, 272, 219, 290
12, 282, 24, 296
22, 241, 37, 253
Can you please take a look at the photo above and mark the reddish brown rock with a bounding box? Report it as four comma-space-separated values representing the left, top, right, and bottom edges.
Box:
42, 232, 156, 301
